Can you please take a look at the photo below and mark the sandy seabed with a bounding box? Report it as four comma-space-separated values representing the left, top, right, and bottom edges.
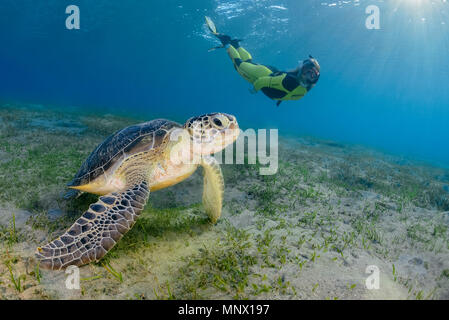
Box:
0, 103, 448, 300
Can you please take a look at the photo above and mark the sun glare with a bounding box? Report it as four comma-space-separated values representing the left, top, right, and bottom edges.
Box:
395, 0, 437, 8
392, 0, 447, 18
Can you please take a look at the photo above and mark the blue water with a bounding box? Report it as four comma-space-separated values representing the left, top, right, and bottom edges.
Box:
1, 0, 449, 166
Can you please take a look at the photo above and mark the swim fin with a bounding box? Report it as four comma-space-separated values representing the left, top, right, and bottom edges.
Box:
206, 16, 225, 51
205, 16, 243, 50
205, 16, 218, 35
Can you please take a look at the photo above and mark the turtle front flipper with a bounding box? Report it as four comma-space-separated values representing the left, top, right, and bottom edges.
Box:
201, 156, 224, 224
62, 189, 83, 200
36, 181, 150, 270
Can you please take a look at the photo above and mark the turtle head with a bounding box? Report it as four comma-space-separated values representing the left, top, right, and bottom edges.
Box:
184, 113, 240, 155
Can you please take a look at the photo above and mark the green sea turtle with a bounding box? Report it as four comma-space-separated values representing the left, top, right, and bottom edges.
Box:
36, 113, 239, 270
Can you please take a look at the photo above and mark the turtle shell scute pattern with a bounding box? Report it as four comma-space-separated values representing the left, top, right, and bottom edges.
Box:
68, 120, 181, 187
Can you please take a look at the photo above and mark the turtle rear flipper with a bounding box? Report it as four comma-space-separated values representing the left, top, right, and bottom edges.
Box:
36, 181, 150, 270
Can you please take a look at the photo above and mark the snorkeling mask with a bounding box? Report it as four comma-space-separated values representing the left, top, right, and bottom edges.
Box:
299, 55, 320, 85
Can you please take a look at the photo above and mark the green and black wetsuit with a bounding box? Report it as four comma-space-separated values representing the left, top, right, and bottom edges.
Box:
226, 44, 309, 105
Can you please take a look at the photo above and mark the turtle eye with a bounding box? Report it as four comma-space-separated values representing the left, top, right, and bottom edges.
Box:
213, 118, 223, 127
212, 115, 229, 129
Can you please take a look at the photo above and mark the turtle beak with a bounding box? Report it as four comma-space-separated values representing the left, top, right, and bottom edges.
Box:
227, 117, 240, 143
213, 116, 240, 152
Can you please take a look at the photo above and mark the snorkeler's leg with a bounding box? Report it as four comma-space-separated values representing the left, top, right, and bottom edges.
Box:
237, 47, 252, 62
226, 46, 252, 82
237, 62, 273, 83
227, 45, 272, 83
227, 45, 242, 63
226, 45, 272, 83
227, 44, 252, 62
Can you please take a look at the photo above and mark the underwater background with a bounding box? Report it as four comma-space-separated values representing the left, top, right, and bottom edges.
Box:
1, 0, 449, 167
2, 0, 449, 300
